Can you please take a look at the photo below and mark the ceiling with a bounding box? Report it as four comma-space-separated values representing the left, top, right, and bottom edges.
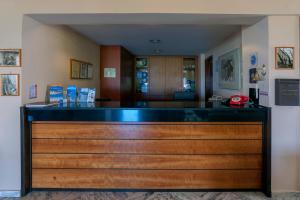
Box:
69, 24, 241, 55
29, 13, 265, 55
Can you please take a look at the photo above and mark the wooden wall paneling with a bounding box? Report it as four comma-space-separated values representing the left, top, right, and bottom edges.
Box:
165, 56, 183, 98
32, 169, 262, 189
100, 46, 121, 100
149, 56, 166, 98
120, 47, 134, 101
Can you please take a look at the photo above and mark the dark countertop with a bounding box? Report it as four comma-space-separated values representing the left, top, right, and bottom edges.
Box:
24, 101, 268, 111
22, 101, 270, 122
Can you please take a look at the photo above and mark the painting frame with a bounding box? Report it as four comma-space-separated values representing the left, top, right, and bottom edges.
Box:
250, 52, 258, 68
249, 68, 258, 84
218, 48, 241, 90
70, 59, 93, 79
0, 74, 20, 96
0, 49, 22, 67
275, 47, 294, 70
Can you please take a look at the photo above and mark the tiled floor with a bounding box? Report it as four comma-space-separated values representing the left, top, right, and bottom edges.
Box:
1, 192, 300, 200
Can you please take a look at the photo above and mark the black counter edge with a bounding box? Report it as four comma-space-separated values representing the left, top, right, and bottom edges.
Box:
262, 108, 272, 197
20, 107, 31, 196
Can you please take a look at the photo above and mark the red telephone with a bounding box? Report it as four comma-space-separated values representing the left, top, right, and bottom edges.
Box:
229, 95, 249, 106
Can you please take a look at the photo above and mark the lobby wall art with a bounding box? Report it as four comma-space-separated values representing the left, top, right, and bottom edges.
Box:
218, 48, 241, 90
275, 47, 294, 69
0, 74, 20, 96
0, 49, 21, 67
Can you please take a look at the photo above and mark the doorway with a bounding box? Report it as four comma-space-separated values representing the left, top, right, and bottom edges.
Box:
205, 56, 213, 102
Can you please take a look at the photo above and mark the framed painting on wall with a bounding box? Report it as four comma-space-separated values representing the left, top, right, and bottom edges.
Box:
250, 52, 258, 68
275, 47, 294, 69
70, 59, 93, 79
0, 74, 20, 96
218, 48, 241, 90
0, 49, 21, 67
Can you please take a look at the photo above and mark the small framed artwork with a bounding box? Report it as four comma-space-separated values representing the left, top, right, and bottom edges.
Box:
0, 74, 20, 96
250, 52, 258, 68
29, 84, 37, 99
275, 47, 294, 69
249, 68, 258, 84
104, 67, 116, 78
70, 59, 93, 79
0, 49, 22, 67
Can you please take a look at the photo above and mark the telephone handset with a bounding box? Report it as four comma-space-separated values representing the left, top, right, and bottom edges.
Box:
229, 95, 250, 106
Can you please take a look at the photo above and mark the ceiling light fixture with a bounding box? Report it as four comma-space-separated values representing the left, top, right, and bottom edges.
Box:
149, 39, 161, 44
154, 49, 162, 54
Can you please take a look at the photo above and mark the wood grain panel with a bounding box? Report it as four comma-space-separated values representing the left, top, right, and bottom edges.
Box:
149, 56, 166, 96
32, 169, 262, 189
165, 56, 183, 97
32, 123, 262, 140
32, 139, 262, 154
100, 46, 121, 100
32, 154, 262, 169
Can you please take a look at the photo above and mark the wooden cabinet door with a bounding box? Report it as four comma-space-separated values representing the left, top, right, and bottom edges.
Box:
149, 56, 166, 97
165, 56, 183, 97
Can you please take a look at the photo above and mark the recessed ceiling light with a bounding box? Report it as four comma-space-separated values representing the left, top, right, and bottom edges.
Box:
154, 49, 162, 54
149, 39, 161, 44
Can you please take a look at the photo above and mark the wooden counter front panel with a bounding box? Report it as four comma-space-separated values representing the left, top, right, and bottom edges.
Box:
32, 139, 262, 154
32, 154, 262, 169
32, 122, 262, 139
31, 122, 263, 189
32, 169, 262, 189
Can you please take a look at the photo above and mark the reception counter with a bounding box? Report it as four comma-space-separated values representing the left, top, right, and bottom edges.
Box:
20, 101, 271, 197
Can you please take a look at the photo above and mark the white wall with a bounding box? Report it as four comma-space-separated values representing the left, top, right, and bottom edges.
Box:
267, 16, 300, 191
205, 16, 300, 191
22, 16, 100, 103
205, 32, 242, 98
0, 1, 22, 193
241, 18, 269, 106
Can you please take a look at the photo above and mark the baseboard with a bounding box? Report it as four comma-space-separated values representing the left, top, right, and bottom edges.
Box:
0, 190, 21, 197
272, 190, 300, 193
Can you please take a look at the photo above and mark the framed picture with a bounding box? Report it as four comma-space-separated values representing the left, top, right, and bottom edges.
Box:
87, 64, 93, 79
29, 84, 37, 99
0, 74, 20, 96
275, 47, 294, 69
218, 48, 241, 90
80, 63, 88, 78
250, 52, 258, 68
0, 49, 21, 67
70, 59, 93, 79
104, 68, 116, 78
249, 68, 258, 84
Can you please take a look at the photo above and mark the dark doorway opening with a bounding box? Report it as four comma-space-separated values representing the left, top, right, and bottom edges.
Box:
205, 56, 213, 102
